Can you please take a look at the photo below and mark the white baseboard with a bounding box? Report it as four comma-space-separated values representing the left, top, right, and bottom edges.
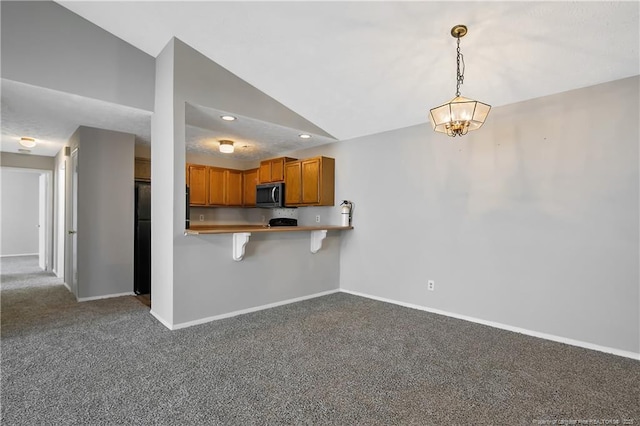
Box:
77, 292, 135, 302
341, 289, 640, 361
150, 310, 173, 329
63, 281, 72, 292
168, 288, 341, 331
0, 253, 38, 258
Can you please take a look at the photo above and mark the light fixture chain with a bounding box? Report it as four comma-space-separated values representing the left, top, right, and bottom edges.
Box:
456, 36, 464, 97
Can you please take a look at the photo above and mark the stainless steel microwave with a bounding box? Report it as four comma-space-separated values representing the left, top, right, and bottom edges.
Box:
256, 182, 284, 208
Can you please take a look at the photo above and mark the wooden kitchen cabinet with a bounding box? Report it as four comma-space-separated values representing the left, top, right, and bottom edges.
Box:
225, 169, 243, 206
258, 157, 297, 183
187, 164, 243, 207
207, 167, 226, 205
187, 164, 208, 206
187, 156, 333, 208
243, 168, 259, 206
284, 156, 335, 206
284, 161, 302, 205
134, 157, 151, 181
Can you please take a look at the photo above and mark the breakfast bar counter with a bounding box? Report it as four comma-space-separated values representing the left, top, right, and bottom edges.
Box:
185, 225, 353, 235
185, 225, 353, 261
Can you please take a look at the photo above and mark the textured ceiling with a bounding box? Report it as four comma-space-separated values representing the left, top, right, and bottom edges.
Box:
185, 103, 337, 161
2, 1, 638, 158
1, 79, 152, 157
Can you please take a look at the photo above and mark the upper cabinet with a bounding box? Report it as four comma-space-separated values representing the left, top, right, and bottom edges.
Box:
258, 157, 297, 184
284, 156, 335, 206
187, 155, 335, 208
243, 168, 259, 207
187, 164, 244, 207
207, 167, 226, 206
134, 157, 151, 181
187, 164, 208, 206
225, 169, 243, 206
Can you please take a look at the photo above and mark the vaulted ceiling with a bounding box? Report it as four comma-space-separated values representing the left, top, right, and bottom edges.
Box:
2, 1, 638, 158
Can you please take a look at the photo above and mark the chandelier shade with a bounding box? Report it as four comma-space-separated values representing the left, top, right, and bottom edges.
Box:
430, 96, 491, 137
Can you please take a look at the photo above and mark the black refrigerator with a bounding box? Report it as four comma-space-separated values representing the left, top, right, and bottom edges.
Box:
134, 181, 151, 295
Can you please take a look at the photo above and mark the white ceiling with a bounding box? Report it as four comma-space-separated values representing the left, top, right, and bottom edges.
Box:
185, 103, 337, 161
2, 1, 638, 159
1, 79, 152, 157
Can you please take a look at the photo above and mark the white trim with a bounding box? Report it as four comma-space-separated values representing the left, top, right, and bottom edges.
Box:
0, 253, 39, 258
150, 310, 173, 330
169, 289, 340, 331
63, 281, 72, 292
340, 289, 640, 361
77, 292, 135, 302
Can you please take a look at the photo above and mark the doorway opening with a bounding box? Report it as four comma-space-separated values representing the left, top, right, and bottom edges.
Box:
0, 167, 53, 272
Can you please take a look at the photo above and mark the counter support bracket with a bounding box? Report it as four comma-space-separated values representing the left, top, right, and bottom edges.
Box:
310, 230, 327, 254
233, 232, 251, 261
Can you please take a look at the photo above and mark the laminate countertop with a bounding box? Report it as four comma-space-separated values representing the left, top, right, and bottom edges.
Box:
185, 225, 353, 235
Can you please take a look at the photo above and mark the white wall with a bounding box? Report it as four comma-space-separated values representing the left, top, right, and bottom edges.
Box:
68, 126, 135, 299
0, 169, 39, 256
290, 76, 640, 356
1, 1, 154, 111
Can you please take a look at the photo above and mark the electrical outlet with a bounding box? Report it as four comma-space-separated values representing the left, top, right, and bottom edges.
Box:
199, 214, 204, 222
315, 215, 321, 223
428, 280, 435, 291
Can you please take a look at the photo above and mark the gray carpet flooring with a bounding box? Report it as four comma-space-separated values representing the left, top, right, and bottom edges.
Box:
1, 256, 639, 425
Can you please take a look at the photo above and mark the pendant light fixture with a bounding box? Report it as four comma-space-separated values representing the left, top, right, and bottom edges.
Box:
429, 25, 491, 137
219, 140, 234, 153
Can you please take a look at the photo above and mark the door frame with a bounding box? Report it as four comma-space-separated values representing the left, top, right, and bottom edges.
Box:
67, 148, 79, 298
0, 166, 53, 270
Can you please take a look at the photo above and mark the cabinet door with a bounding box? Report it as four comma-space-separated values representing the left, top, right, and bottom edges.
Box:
301, 158, 320, 204
258, 161, 271, 184
188, 164, 208, 205
284, 161, 302, 205
135, 157, 151, 181
271, 158, 285, 182
226, 170, 243, 206
208, 167, 226, 205
243, 168, 258, 206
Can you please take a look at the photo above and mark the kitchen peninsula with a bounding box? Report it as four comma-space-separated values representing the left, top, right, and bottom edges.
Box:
185, 224, 353, 261
185, 224, 352, 234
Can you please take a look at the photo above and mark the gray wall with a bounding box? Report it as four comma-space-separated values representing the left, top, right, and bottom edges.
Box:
152, 39, 341, 327
70, 126, 135, 299
0, 169, 39, 256
1, 153, 55, 171
290, 76, 639, 355
1, 1, 155, 111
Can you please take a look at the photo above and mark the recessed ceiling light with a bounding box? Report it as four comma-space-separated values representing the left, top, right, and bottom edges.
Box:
220, 115, 237, 121
219, 140, 234, 153
19, 137, 36, 148
299, 134, 312, 139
